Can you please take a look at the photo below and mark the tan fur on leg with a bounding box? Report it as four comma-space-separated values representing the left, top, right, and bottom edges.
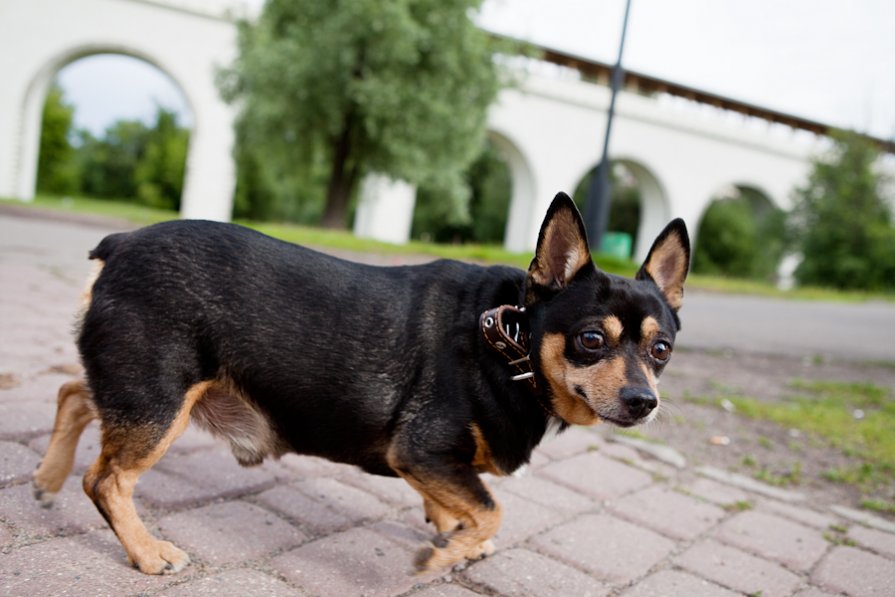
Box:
83, 381, 209, 574
33, 380, 96, 507
399, 474, 502, 572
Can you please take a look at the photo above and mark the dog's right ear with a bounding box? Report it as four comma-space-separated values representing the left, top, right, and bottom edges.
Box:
525, 193, 594, 303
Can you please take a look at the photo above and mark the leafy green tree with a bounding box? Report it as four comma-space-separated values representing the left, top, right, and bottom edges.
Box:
693, 189, 785, 280
135, 108, 190, 210
789, 131, 895, 290
412, 141, 511, 243
218, 0, 503, 228
36, 84, 79, 194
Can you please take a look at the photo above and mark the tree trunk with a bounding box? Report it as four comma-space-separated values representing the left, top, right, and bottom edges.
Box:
320, 107, 360, 229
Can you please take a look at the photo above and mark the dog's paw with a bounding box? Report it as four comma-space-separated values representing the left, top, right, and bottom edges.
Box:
130, 540, 190, 575
32, 483, 57, 509
465, 539, 495, 561
413, 537, 496, 573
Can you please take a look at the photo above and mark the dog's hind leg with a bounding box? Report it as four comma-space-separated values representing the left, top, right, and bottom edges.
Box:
33, 380, 96, 507
82, 381, 208, 575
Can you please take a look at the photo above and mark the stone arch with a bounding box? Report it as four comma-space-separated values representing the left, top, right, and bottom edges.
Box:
18, 45, 196, 210
488, 129, 537, 252
570, 157, 671, 261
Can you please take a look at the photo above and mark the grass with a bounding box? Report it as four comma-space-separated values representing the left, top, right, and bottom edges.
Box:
5, 194, 895, 302
4, 195, 634, 275
724, 380, 894, 490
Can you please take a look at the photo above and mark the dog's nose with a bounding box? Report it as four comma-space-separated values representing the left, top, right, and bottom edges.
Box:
620, 387, 658, 419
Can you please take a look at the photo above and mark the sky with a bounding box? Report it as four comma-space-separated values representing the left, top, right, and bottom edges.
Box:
57, 0, 895, 140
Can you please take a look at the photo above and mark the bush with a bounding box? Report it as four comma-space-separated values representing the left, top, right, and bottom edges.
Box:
789, 131, 895, 291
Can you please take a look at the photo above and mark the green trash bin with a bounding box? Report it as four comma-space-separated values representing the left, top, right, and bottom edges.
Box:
599, 232, 633, 260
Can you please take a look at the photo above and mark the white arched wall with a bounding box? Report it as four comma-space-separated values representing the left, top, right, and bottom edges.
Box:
487, 130, 537, 251
492, 72, 819, 260
0, 0, 238, 221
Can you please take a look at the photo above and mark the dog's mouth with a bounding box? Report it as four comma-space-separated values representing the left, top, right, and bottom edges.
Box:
574, 386, 657, 428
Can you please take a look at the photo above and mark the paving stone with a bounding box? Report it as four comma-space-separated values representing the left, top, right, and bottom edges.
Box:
492, 488, 567, 547
535, 426, 603, 460
609, 485, 725, 540
255, 484, 354, 536
714, 510, 828, 571
791, 588, 841, 597
339, 470, 421, 508
278, 452, 351, 477
830, 504, 895, 534
530, 513, 675, 584
539, 452, 653, 501
609, 435, 687, 468
28, 423, 101, 475
292, 477, 391, 523
159, 568, 298, 596
500, 473, 594, 515
0, 475, 106, 540
465, 547, 608, 597
412, 584, 484, 597
270, 527, 438, 597
757, 498, 839, 530
848, 524, 895, 559
675, 539, 801, 597
0, 522, 13, 546
678, 476, 750, 506
139, 448, 276, 508
812, 546, 895, 597
0, 530, 173, 596
697, 465, 805, 502
0, 401, 56, 440
0, 440, 42, 486
619, 569, 739, 597
169, 423, 219, 452
156, 500, 303, 566
526, 449, 551, 469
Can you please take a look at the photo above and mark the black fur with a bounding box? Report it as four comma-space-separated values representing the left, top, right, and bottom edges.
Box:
70, 192, 689, 571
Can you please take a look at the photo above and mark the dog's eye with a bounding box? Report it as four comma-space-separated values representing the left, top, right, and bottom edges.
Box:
651, 341, 672, 362
578, 331, 605, 351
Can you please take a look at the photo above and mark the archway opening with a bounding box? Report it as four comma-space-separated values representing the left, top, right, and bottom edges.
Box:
571, 159, 668, 261
692, 185, 785, 281
411, 138, 512, 244
36, 53, 192, 211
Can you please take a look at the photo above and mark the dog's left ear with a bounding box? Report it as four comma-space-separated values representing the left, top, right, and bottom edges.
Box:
636, 219, 690, 312
526, 192, 593, 300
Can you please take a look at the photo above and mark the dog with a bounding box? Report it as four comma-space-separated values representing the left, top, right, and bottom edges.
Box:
32, 192, 689, 574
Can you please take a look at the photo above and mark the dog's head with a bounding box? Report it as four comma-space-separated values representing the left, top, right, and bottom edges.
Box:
525, 192, 690, 427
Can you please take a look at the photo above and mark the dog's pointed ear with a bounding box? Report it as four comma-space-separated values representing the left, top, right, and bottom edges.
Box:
526, 193, 593, 298
636, 218, 690, 312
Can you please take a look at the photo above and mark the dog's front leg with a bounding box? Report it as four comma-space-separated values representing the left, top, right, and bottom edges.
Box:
388, 448, 501, 572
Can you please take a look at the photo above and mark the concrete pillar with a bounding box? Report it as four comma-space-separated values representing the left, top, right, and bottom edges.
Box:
353, 174, 416, 244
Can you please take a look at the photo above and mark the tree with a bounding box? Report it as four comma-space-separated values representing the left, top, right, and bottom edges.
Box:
789, 131, 895, 291
412, 141, 511, 244
692, 189, 785, 280
218, 0, 503, 228
36, 84, 79, 194
135, 108, 190, 210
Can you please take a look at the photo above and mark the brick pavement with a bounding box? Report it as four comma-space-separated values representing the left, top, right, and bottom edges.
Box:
2, 213, 895, 596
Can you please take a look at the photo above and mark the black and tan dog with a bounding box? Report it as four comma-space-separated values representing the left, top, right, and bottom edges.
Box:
33, 192, 689, 574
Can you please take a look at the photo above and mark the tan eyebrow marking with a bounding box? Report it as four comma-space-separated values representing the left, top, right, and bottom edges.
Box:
641, 316, 660, 341
603, 315, 623, 344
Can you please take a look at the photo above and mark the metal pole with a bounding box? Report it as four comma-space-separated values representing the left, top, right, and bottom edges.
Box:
584, 0, 633, 251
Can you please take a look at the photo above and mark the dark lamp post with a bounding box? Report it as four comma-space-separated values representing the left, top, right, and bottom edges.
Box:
584, 0, 633, 251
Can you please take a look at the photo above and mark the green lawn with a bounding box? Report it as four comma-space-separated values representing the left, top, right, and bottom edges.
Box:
3, 194, 892, 302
